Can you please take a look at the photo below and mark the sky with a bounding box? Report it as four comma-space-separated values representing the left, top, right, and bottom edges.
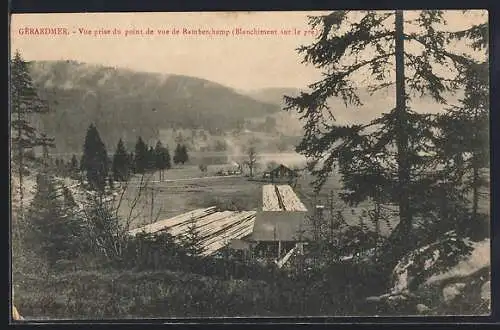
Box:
10, 11, 488, 91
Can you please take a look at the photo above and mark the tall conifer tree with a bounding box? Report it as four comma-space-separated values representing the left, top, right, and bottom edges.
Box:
284, 10, 486, 264
11, 50, 55, 219
112, 138, 130, 181
134, 136, 149, 174
81, 124, 109, 192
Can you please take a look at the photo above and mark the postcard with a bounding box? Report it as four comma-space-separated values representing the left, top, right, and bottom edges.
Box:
10, 10, 490, 320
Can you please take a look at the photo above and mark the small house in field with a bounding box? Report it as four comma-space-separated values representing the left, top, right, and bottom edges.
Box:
215, 162, 242, 176
262, 164, 300, 183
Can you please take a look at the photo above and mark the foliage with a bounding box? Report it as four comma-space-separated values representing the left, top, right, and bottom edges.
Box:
284, 10, 487, 266
179, 217, 205, 257
81, 124, 109, 192
112, 139, 130, 182
173, 143, 189, 165
245, 146, 258, 177
434, 62, 489, 240
154, 140, 171, 180
134, 136, 149, 174
69, 155, 80, 179
79, 190, 128, 261
10, 50, 55, 163
11, 50, 55, 220
25, 174, 83, 265
395, 231, 474, 292
199, 163, 208, 173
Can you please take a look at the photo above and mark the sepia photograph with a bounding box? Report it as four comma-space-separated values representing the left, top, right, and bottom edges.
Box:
10, 10, 490, 320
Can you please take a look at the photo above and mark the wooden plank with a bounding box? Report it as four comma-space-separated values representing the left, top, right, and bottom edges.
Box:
128, 206, 216, 235
198, 213, 255, 247
189, 212, 247, 241
262, 184, 281, 211
276, 245, 297, 268
197, 211, 256, 243
201, 220, 256, 256
200, 214, 256, 247
168, 211, 234, 237
277, 185, 307, 211
161, 206, 217, 229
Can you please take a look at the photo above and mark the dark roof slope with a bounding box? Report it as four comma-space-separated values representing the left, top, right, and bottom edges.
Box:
251, 211, 311, 241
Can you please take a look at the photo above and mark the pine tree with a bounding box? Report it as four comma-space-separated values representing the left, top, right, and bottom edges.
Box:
435, 61, 489, 238
69, 154, 80, 179
134, 136, 149, 174
27, 174, 82, 264
173, 143, 183, 165
11, 50, 55, 220
180, 145, 189, 164
128, 152, 136, 174
112, 139, 130, 181
81, 124, 109, 192
164, 148, 171, 170
154, 141, 170, 181
147, 146, 156, 171
180, 216, 204, 257
284, 10, 486, 265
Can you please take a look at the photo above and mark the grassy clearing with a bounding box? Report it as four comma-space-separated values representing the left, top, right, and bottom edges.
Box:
118, 169, 264, 229
15, 269, 271, 319
119, 165, 396, 233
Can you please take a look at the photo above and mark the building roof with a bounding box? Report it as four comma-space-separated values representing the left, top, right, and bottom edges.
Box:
270, 164, 295, 171
217, 162, 242, 171
129, 206, 257, 256
251, 210, 312, 242
262, 184, 308, 212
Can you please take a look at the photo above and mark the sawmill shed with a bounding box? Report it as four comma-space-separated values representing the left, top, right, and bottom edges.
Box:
250, 184, 311, 260
128, 184, 311, 266
262, 164, 300, 183
129, 206, 257, 257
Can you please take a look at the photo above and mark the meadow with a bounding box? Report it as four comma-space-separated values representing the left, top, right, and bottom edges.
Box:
115, 158, 388, 235
117, 166, 264, 230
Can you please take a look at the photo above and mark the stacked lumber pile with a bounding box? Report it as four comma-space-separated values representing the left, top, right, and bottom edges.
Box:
128, 206, 217, 236
262, 184, 307, 212
128, 206, 257, 256
276, 185, 307, 211
262, 185, 281, 211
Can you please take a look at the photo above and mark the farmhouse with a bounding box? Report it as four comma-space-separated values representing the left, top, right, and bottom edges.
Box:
263, 164, 297, 179
215, 162, 242, 176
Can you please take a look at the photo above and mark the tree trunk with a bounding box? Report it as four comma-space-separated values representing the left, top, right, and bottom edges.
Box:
381, 10, 413, 268
16, 105, 24, 223
472, 156, 479, 219
395, 9, 412, 240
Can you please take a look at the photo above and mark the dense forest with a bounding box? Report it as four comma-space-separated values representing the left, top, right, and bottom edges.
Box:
27, 60, 462, 155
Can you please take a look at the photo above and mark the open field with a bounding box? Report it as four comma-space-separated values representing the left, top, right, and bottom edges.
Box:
116, 163, 383, 234
118, 167, 264, 229
189, 151, 308, 167
114, 161, 489, 238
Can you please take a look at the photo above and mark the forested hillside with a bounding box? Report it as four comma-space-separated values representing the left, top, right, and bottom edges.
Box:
28, 61, 280, 154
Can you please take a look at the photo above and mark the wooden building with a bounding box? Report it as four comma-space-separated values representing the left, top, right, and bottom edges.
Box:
262, 164, 299, 183
251, 184, 311, 262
